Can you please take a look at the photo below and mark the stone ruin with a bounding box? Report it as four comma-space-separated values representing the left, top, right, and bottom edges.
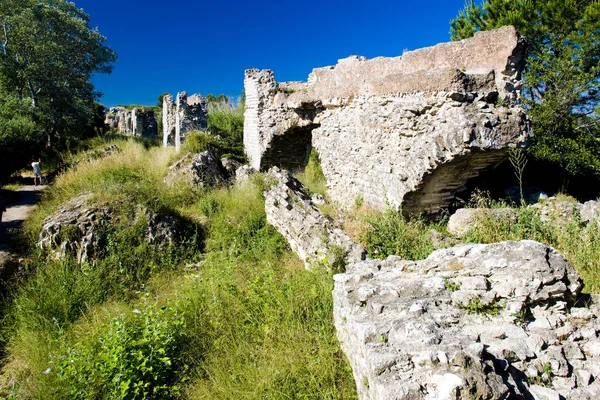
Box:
162, 92, 208, 151
243, 26, 530, 215
104, 106, 158, 137
335, 240, 600, 399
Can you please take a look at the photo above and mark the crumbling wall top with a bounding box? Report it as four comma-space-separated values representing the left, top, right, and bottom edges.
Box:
266, 26, 525, 102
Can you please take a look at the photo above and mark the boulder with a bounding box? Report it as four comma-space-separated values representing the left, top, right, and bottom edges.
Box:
265, 167, 365, 269
334, 240, 600, 399
38, 192, 111, 264
38, 192, 178, 263
447, 207, 517, 237
164, 149, 229, 188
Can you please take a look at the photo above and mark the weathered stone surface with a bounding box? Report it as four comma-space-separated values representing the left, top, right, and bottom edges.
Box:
447, 207, 517, 236
450, 198, 600, 237
220, 158, 242, 176
334, 240, 600, 400
531, 199, 600, 225
38, 192, 178, 264
244, 26, 529, 215
38, 193, 109, 264
235, 165, 257, 185
105, 107, 157, 137
164, 149, 229, 188
162, 92, 208, 151
265, 167, 365, 269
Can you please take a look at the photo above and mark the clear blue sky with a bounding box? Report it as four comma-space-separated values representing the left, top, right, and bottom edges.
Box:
76, 0, 466, 107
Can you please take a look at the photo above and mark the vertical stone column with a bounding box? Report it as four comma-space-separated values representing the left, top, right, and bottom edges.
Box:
162, 94, 174, 147
132, 108, 139, 137
175, 91, 188, 152
243, 69, 276, 170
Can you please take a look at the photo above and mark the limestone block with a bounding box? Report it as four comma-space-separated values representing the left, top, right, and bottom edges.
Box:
334, 240, 600, 399
264, 167, 365, 269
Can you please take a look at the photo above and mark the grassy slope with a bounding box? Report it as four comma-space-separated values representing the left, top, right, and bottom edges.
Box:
0, 138, 356, 399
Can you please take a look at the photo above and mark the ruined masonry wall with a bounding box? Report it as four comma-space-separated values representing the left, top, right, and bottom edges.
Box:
243, 26, 529, 214
105, 107, 157, 137
163, 91, 208, 150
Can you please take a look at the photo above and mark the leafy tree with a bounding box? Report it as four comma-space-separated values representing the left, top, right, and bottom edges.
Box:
157, 92, 169, 107
450, 0, 600, 176
0, 0, 116, 178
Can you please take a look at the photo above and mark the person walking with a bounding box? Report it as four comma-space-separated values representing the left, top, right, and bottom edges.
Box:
0, 190, 6, 228
32, 157, 43, 186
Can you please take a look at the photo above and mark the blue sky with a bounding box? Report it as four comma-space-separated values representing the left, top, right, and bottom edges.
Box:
76, 0, 467, 107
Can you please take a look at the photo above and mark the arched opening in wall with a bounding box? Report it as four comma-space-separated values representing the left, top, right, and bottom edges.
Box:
260, 124, 320, 171
402, 150, 509, 218
454, 157, 600, 207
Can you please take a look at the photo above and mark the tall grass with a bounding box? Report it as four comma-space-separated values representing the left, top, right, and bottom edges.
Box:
295, 149, 327, 197
1, 138, 356, 399
463, 204, 600, 292
207, 101, 245, 160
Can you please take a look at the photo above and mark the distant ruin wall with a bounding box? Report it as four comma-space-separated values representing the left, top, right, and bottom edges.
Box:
243, 26, 529, 214
162, 91, 208, 151
105, 107, 157, 137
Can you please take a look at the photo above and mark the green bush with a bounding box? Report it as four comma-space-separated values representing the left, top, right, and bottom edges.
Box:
361, 210, 442, 260
51, 300, 186, 399
463, 205, 600, 292
2, 144, 356, 399
296, 149, 327, 196
207, 102, 245, 160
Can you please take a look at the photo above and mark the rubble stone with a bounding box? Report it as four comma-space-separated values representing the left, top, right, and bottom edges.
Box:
38, 193, 178, 264
164, 149, 229, 188
334, 240, 600, 399
264, 167, 365, 269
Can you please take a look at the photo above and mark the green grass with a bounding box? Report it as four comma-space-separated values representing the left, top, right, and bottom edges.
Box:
1, 137, 356, 399
462, 204, 600, 292
295, 149, 327, 197
359, 209, 446, 260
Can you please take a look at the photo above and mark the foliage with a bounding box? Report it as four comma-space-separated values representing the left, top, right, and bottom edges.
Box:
460, 296, 501, 315
360, 210, 443, 260
462, 202, 600, 292
0, 92, 42, 180
51, 300, 186, 399
450, 0, 600, 175
157, 92, 169, 107
0, 0, 116, 178
179, 130, 219, 155
295, 149, 327, 196
2, 141, 357, 399
207, 101, 245, 160
508, 147, 528, 204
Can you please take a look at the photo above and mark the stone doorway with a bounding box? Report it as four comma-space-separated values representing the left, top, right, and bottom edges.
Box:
260, 124, 319, 171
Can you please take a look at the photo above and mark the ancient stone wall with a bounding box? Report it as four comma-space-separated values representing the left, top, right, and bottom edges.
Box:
243, 26, 530, 215
334, 240, 600, 399
162, 91, 208, 151
264, 167, 365, 269
105, 107, 157, 137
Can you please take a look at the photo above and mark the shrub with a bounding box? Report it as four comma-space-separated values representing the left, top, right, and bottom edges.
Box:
295, 149, 327, 196
50, 299, 187, 399
361, 210, 442, 260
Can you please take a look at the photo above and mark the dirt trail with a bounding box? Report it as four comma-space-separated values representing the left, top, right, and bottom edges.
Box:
0, 184, 47, 261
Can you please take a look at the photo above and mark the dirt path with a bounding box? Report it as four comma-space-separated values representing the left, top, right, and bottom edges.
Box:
0, 184, 47, 258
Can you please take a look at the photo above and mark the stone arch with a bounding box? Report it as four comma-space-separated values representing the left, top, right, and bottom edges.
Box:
401, 149, 509, 216
260, 123, 320, 171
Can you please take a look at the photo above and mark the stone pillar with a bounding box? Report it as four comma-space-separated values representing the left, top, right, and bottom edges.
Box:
162, 94, 174, 147
243, 69, 276, 170
175, 91, 188, 152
